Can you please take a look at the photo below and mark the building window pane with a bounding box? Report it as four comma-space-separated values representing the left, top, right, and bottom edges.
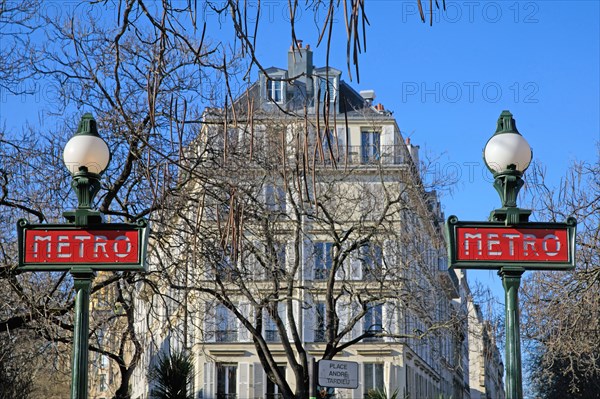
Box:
361, 131, 380, 163
216, 304, 238, 342
363, 363, 384, 394
314, 242, 333, 280
267, 79, 284, 103
360, 243, 383, 280
314, 302, 326, 342
217, 363, 237, 399
317, 76, 336, 103
363, 304, 383, 341
266, 365, 286, 399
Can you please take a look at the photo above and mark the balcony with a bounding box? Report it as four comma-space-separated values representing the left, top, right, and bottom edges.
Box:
215, 330, 238, 342
206, 141, 411, 170
316, 145, 409, 166
314, 268, 330, 280
265, 329, 281, 342
314, 329, 326, 342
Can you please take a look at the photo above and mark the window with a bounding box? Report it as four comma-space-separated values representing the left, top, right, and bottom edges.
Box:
214, 245, 237, 281
266, 365, 286, 399
314, 302, 326, 342
316, 76, 337, 103
267, 79, 284, 103
265, 184, 286, 212
363, 304, 383, 341
264, 312, 280, 342
319, 129, 339, 163
215, 304, 238, 342
363, 363, 384, 395
361, 131, 380, 163
265, 304, 285, 343
99, 374, 107, 392
313, 242, 333, 280
217, 363, 237, 399
359, 243, 383, 280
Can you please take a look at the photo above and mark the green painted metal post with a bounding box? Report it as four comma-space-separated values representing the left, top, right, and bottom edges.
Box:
500, 267, 524, 399
70, 268, 95, 399
309, 358, 317, 399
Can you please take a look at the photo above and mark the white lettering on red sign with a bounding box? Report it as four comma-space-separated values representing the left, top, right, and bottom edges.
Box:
25, 229, 139, 264
457, 227, 568, 262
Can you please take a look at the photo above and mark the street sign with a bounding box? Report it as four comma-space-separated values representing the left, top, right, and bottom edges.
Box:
17, 219, 149, 271
445, 216, 577, 270
317, 360, 359, 389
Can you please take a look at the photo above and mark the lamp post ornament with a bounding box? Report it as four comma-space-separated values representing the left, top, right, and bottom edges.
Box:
16, 114, 148, 399
445, 110, 577, 399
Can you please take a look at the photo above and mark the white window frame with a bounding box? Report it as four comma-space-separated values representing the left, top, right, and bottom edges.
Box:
315, 75, 338, 103
313, 242, 333, 280
267, 78, 285, 103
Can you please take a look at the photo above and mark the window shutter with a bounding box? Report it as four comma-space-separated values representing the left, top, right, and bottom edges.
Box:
239, 363, 251, 398
239, 303, 250, 342
304, 304, 315, 342
383, 239, 398, 280
253, 363, 264, 398
203, 362, 215, 399
336, 299, 351, 342
349, 249, 362, 280
355, 363, 364, 399
351, 302, 362, 341
384, 302, 397, 338
303, 239, 314, 281
277, 302, 291, 340
204, 303, 215, 343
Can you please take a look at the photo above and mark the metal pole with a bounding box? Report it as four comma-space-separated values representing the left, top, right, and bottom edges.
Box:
309, 358, 317, 399
500, 267, 524, 399
70, 268, 95, 399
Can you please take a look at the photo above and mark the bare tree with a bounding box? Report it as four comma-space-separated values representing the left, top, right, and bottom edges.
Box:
521, 152, 600, 396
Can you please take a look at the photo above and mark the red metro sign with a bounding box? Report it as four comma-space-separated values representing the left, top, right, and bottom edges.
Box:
446, 217, 576, 270
17, 220, 149, 271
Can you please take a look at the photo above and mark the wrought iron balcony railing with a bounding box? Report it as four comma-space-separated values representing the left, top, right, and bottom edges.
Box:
314, 329, 326, 342
215, 330, 238, 342
265, 329, 281, 342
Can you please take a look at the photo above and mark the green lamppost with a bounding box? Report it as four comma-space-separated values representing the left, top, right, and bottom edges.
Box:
483, 111, 532, 399
62, 113, 111, 399
17, 113, 147, 399
446, 111, 576, 399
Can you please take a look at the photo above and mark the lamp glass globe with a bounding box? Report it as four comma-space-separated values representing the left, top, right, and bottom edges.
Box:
484, 133, 532, 174
63, 135, 110, 175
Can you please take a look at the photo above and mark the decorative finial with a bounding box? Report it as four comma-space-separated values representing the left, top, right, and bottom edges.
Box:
75, 113, 100, 137
495, 110, 520, 135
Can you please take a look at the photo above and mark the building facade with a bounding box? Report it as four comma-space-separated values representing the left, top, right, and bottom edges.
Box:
128, 43, 503, 399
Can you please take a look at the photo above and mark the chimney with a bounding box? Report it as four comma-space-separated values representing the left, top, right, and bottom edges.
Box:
375, 103, 385, 112
360, 90, 376, 106
288, 40, 313, 81
406, 137, 420, 166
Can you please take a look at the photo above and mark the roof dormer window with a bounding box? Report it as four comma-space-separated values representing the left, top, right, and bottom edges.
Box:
267, 78, 285, 104
315, 74, 338, 104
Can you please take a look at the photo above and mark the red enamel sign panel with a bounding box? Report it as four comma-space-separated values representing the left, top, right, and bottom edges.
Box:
24, 229, 140, 264
446, 218, 576, 270
456, 227, 568, 262
17, 220, 148, 271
